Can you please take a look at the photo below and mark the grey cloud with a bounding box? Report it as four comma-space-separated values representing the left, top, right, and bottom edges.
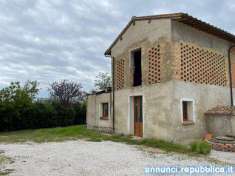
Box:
0, 0, 234, 97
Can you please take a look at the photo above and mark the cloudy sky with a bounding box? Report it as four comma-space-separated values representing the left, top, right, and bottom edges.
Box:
0, 0, 234, 97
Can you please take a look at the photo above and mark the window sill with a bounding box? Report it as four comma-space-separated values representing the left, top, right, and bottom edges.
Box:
182, 121, 194, 126
100, 117, 109, 120
133, 84, 142, 87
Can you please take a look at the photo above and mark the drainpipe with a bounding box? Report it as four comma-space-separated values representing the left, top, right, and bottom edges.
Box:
112, 57, 115, 132
228, 45, 235, 106
105, 53, 115, 133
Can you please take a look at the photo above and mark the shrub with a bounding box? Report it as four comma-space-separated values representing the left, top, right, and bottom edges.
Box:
0, 81, 87, 132
53, 104, 76, 127
0, 102, 86, 131
74, 102, 86, 124
190, 140, 212, 154
0, 102, 20, 131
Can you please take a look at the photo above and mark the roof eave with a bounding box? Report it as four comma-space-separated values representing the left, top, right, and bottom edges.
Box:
104, 49, 111, 57
104, 18, 136, 57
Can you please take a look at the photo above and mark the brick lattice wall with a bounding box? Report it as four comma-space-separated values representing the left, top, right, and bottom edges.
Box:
180, 42, 227, 86
148, 45, 161, 84
115, 59, 125, 90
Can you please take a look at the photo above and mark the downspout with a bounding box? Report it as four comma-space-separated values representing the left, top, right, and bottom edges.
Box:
112, 57, 115, 132
105, 53, 115, 132
228, 45, 235, 106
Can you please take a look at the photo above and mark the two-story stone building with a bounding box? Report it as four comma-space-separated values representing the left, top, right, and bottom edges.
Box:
87, 13, 235, 144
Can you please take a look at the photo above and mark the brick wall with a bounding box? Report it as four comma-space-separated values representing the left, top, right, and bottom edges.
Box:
147, 45, 161, 84
176, 42, 227, 86
115, 58, 125, 90
113, 41, 228, 90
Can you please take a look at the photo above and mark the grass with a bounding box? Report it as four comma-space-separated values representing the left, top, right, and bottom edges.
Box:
0, 154, 12, 176
190, 140, 212, 154
0, 125, 192, 154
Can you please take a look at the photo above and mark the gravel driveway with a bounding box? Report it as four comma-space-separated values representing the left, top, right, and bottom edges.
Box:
0, 140, 234, 176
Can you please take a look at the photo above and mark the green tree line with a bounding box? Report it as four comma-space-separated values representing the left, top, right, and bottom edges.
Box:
0, 80, 86, 131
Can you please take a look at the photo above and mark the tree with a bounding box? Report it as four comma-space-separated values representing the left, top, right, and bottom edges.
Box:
0, 81, 39, 104
94, 72, 112, 91
49, 80, 84, 106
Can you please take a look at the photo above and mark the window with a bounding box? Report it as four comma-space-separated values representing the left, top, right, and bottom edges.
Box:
101, 103, 109, 120
181, 99, 194, 125
131, 48, 142, 86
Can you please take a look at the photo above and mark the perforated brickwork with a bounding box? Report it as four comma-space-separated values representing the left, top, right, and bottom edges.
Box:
180, 43, 227, 86
115, 59, 125, 90
148, 45, 161, 84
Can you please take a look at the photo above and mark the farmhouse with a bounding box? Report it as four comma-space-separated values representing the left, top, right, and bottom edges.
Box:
87, 13, 235, 144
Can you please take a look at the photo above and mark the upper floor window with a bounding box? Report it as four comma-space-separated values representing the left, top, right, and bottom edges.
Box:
131, 48, 142, 87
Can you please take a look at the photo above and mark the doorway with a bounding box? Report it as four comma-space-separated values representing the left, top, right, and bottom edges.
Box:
133, 96, 143, 137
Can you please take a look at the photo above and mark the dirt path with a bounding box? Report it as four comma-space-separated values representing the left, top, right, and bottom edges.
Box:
0, 140, 233, 176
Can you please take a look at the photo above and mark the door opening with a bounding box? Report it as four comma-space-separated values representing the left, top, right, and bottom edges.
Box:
133, 96, 143, 137
131, 49, 142, 86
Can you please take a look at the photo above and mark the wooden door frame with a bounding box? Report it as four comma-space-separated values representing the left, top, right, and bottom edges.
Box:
128, 94, 144, 137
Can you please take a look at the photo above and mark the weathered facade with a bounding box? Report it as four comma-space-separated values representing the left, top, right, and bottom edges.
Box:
86, 89, 113, 133
87, 13, 235, 144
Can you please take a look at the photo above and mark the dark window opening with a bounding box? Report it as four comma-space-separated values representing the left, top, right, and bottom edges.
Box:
101, 103, 109, 120
132, 49, 142, 86
182, 100, 194, 124
182, 101, 188, 121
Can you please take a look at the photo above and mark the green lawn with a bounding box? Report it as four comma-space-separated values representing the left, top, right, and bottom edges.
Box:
0, 125, 192, 154
0, 154, 12, 176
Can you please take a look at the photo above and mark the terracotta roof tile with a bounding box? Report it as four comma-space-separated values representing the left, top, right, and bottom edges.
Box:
205, 106, 234, 115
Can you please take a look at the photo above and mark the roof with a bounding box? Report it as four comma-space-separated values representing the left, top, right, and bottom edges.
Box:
105, 13, 235, 56
205, 106, 234, 116
88, 87, 112, 96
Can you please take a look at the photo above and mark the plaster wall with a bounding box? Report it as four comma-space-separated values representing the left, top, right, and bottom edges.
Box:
111, 19, 172, 57
114, 81, 174, 141
86, 93, 112, 131
114, 80, 231, 144
171, 21, 231, 56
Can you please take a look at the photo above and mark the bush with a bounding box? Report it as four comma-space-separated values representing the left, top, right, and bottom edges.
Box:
0, 81, 87, 132
190, 140, 212, 154
74, 102, 86, 124
0, 102, 86, 131
53, 103, 76, 127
